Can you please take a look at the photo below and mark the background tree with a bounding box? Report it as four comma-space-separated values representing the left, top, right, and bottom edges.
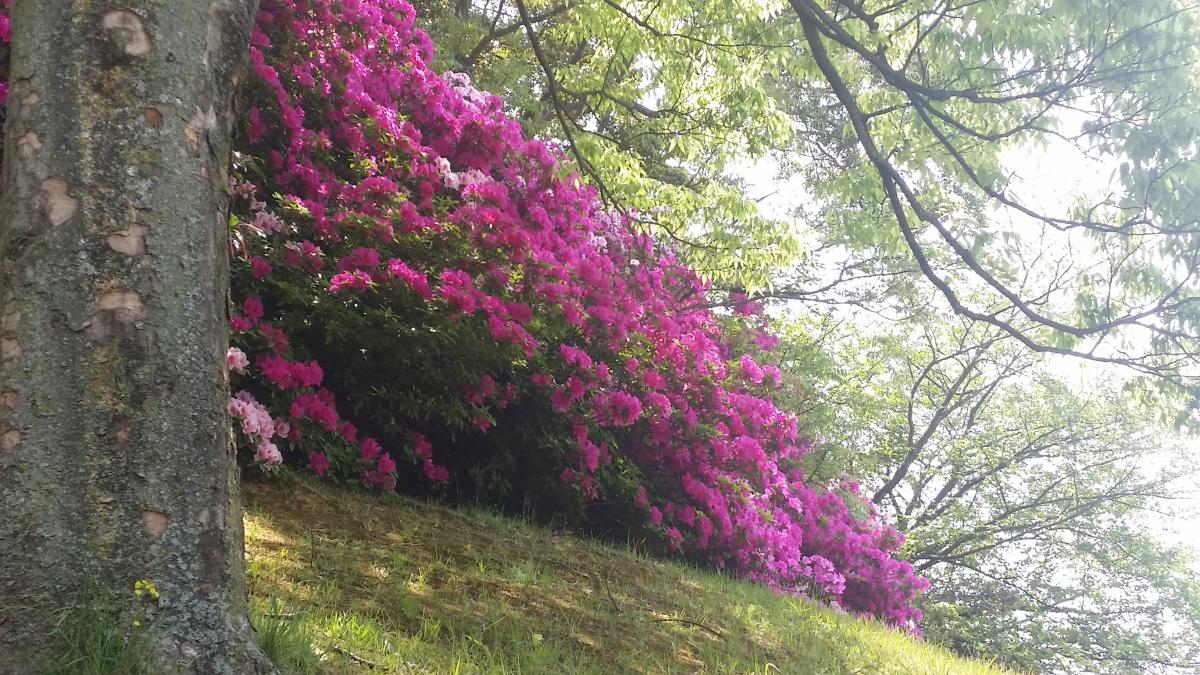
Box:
774, 310, 1200, 673
788, 0, 1200, 391
0, 2, 271, 671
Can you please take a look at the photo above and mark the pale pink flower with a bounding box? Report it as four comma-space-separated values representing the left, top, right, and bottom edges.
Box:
226, 347, 249, 374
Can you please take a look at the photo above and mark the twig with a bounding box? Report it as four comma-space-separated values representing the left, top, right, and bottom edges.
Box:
647, 616, 726, 640
598, 567, 623, 614
513, 0, 620, 209
599, 566, 725, 640
331, 644, 380, 667
542, 557, 592, 580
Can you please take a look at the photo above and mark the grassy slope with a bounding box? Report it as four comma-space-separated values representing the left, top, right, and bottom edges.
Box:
244, 478, 1010, 675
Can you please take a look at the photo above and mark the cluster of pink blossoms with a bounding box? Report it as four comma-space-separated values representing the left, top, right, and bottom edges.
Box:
228, 391, 284, 466
0, 0, 925, 627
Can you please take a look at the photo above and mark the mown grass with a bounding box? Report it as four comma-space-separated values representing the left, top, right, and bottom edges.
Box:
244, 477, 1012, 674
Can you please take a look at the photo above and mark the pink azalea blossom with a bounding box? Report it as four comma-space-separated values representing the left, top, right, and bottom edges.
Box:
226, 347, 249, 373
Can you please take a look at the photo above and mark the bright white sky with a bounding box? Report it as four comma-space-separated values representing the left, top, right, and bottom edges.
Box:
1002, 134, 1200, 567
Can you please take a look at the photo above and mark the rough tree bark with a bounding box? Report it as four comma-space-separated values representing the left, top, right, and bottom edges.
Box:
0, 1, 271, 672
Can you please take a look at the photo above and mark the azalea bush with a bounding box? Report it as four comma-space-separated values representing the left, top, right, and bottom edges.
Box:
0, 0, 925, 627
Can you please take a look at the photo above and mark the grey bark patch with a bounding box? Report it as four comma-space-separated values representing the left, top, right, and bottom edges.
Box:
0, 429, 19, 453
143, 107, 164, 128
141, 509, 168, 542
16, 131, 41, 160
111, 417, 130, 449
106, 223, 148, 256
0, 339, 20, 362
38, 177, 78, 226
101, 9, 152, 58
96, 289, 145, 314
84, 290, 148, 341
185, 106, 218, 152
15, 89, 40, 124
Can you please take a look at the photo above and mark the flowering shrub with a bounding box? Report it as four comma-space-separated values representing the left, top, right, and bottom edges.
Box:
0, 0, 926, 626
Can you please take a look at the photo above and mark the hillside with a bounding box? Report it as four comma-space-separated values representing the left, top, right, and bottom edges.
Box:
243, 478, 1009, 674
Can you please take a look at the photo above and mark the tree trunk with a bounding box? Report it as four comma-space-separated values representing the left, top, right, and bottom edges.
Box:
0, 1, 271, 672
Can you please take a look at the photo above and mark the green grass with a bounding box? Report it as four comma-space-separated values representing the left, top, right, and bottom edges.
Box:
253, 596, 321, 674
243, 478, 1013, 674
43, 590, 155, 675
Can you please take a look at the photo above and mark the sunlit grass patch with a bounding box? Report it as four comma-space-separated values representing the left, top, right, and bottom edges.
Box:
252, 597, 319, 674
244, 477, 1011, 674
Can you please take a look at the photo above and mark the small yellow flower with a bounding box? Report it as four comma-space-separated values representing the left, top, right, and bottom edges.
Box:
133, 579, 160, 600
132, 620, 142, 629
